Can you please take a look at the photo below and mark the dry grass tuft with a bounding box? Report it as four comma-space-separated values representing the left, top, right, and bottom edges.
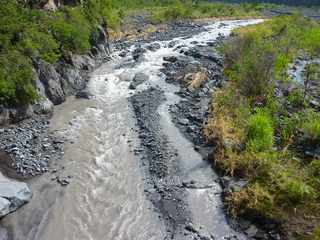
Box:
184, 68, 209, 91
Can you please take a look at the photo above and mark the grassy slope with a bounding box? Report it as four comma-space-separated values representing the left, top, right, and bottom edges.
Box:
204, 15, 320, 239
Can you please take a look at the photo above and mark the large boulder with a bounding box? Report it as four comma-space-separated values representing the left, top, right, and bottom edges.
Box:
0, 107, 9, 126
0, 180, 32, 215
0, 198, 10, 217
35, 60, 65, 105
129, 72, 149, 89
132, 47, 146, 62
32, 98, 54, 115
91, 26, 110, 59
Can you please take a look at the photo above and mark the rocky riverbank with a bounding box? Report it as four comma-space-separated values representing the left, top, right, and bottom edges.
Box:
0, 17, 279, 240
160, 44, 282, 240
0, 22, 111, 221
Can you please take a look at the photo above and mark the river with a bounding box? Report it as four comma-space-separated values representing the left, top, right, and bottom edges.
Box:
2, 19, 263, 240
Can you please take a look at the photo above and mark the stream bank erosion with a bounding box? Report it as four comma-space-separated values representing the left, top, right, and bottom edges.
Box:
0, 19, 270, 240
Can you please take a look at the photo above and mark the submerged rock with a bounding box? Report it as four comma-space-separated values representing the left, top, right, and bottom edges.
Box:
75, 90, 93, 99
129, 73, 149, 89
146, 43, 161, 51
132, 47, 147, 62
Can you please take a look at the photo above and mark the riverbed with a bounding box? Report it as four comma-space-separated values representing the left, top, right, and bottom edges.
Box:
2, 19, 263, 240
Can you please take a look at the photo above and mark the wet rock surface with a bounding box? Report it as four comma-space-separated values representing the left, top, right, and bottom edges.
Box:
129, 72, 149, 89
156, 26, 281, 239
131, 88, 216, 240
130, 88, 190, 237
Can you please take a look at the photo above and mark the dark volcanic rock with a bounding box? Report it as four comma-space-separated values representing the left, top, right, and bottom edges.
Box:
75, 90, 93, 99
35, 60, 65, 105
146, 42, 161, 51
130, 88, 192, 236
184, 46, 223, 66
132, 47, 147, 62
129, 73, 149, 90
163, 56, 178, 63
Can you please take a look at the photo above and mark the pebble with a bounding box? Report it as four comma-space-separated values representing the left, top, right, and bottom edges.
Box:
0, 117, 64, 177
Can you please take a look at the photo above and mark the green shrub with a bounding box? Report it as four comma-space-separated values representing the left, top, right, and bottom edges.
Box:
246, 110, 274, 152
278, 177, 316, 204
226, 183, 277, 219
286, 89, 306, 108
0, 51, 38, 105
300, 109, 320, 144
310, 160, 320, 177
280, 114, 300, 146
20, 27, 60, 63
51, 9, 91, 54
152, 1, 193, 22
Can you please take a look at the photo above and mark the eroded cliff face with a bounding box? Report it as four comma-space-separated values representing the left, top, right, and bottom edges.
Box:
0, 24, 110, 126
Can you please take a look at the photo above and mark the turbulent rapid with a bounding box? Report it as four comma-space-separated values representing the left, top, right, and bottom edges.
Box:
2, 19, 263, 240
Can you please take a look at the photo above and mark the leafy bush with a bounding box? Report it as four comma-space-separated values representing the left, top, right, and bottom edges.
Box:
0, 51, 38, 105
278, 177, 316, 204
152, 2, 192, 22
286, 89, 306, 108
300, 109, 320, 144
50, 8, 91, 54
309, 160, 320, 177
246, 110, 274, 152
20, 27, 60, 63
207, 14, 320, 238
226, 183, 277, 219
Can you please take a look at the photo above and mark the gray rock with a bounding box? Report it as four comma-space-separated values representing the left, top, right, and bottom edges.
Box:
0, 181, 32, 212
75, 90, 93, 99
33, 98, 54, 115
163, 56, 178, 63
91, 25, 110, 58
71, 55, 95, 71
310, 99, 320, 108
0, 107, 9, 126
35, 60, 65, 105
179, 118, 189, 125
245, 225, 258, 237
168, 40, 179, 48
129, 73, 149, 89
58, 68, 84, 94
132, 47, 147, 62
146, 43, 161, 51
0, 197, 10, 217
221, 176, 248, 193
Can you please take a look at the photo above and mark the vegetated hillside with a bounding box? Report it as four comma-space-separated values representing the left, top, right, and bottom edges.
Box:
211, 0, 320, 6
0, 0, 267, 110
204, 15, 320, 239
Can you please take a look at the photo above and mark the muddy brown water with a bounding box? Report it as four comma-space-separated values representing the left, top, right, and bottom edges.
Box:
2, 20, 263, 240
